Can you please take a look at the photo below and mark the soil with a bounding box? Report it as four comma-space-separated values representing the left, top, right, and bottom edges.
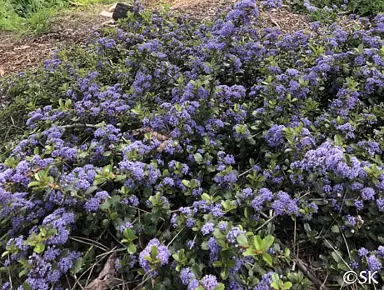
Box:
0, 7, 110, 76
0, 1, 310, 77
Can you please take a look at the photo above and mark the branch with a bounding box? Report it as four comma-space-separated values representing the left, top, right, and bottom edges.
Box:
61, 124, 99, 129
293, 255, 329, 290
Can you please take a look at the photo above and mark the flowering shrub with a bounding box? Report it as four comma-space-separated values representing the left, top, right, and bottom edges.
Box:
3, 0, 384, 289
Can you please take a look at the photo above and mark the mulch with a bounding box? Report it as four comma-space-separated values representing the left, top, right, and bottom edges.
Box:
0, 10, 107, 76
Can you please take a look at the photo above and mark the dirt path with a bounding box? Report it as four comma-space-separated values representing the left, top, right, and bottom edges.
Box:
0, 1, 309, 77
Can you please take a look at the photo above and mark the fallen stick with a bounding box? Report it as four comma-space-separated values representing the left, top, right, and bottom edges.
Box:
293, 255, 330, 290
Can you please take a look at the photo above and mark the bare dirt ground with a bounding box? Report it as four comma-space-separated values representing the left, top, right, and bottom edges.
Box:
0, 7, 108, 76
0, 1, 309, 76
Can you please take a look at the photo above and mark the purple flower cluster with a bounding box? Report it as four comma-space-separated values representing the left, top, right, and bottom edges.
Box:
272, 191, 299, 216
139, 239, 170, 276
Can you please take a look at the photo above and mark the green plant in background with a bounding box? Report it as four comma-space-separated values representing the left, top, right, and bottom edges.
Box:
0, 0, 115, 34
0, 0, 68, 34
10, 0, 68, 18
0, 0, 25, 31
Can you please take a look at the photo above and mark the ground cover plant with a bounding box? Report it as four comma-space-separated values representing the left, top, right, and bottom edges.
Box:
3, 0, 384, 289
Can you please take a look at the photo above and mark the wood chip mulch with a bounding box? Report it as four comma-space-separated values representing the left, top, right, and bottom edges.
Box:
0, 11, 107, 77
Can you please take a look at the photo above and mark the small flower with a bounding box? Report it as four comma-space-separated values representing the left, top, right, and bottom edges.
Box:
181, 268, 195, 285
201, 222, 214, 236
226, 226, 245, 243
139, 239, 170, 276
84, 198, 99, 212
358, 248, 369, 257
265, 125, 285, 147
346, 215, 356, 226
119, 222, 133, 232
367, 255, 382, 272
361, 187, 376, 200
201, 275, 218, 290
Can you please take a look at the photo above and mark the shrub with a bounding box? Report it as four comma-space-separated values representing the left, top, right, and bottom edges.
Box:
3, 0, 384, 289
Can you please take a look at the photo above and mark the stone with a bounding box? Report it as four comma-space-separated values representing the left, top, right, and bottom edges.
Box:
112, 3, 134, 20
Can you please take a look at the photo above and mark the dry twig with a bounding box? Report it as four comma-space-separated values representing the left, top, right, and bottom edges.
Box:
293, 255, 330, 290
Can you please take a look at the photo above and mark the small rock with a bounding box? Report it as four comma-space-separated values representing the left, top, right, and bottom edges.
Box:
112, 3, 134, 20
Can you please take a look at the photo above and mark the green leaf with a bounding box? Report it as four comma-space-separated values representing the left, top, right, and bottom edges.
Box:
244, 207, 249, 219
72, 258, 83, 274
23, 282, 32, 290
262, 253, 273, 266
138, 268, 145, 275
220, 268, 229, 280
331, 225, 340, 233
172, 253, 180, 261
128, 243, 137, 254
262, 235, 275, 251
194, 153, 203, 163
254, 235, 263, 251
34, 243, 45, 254
334, 134, 343, 146
284, 248, 291, 257
123, 228, 138, 241
331, 250, 343, 263
271, 273, 280, 282
28, 181, 41, 188
212, 261, 222, 267
85, 186, 98, 195
243, 248, 255, 256
271, 281, 279, 290
214, 283, 225, 290
99, 201, 111, 210
151, 245, 158, 259
33, 147, 40, 155
236, 234, 248, 247
337, 262, 349, 271
283, 282, 293, 289
182, 180, 190, 187
19, 268, 29, 278
18, 258, 29, 267
201, 193, 211, 201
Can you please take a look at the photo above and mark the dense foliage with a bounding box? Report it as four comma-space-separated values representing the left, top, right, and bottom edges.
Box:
3, 0, 384, 289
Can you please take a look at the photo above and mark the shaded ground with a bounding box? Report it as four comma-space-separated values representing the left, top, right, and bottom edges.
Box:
0, 1, 310, 76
